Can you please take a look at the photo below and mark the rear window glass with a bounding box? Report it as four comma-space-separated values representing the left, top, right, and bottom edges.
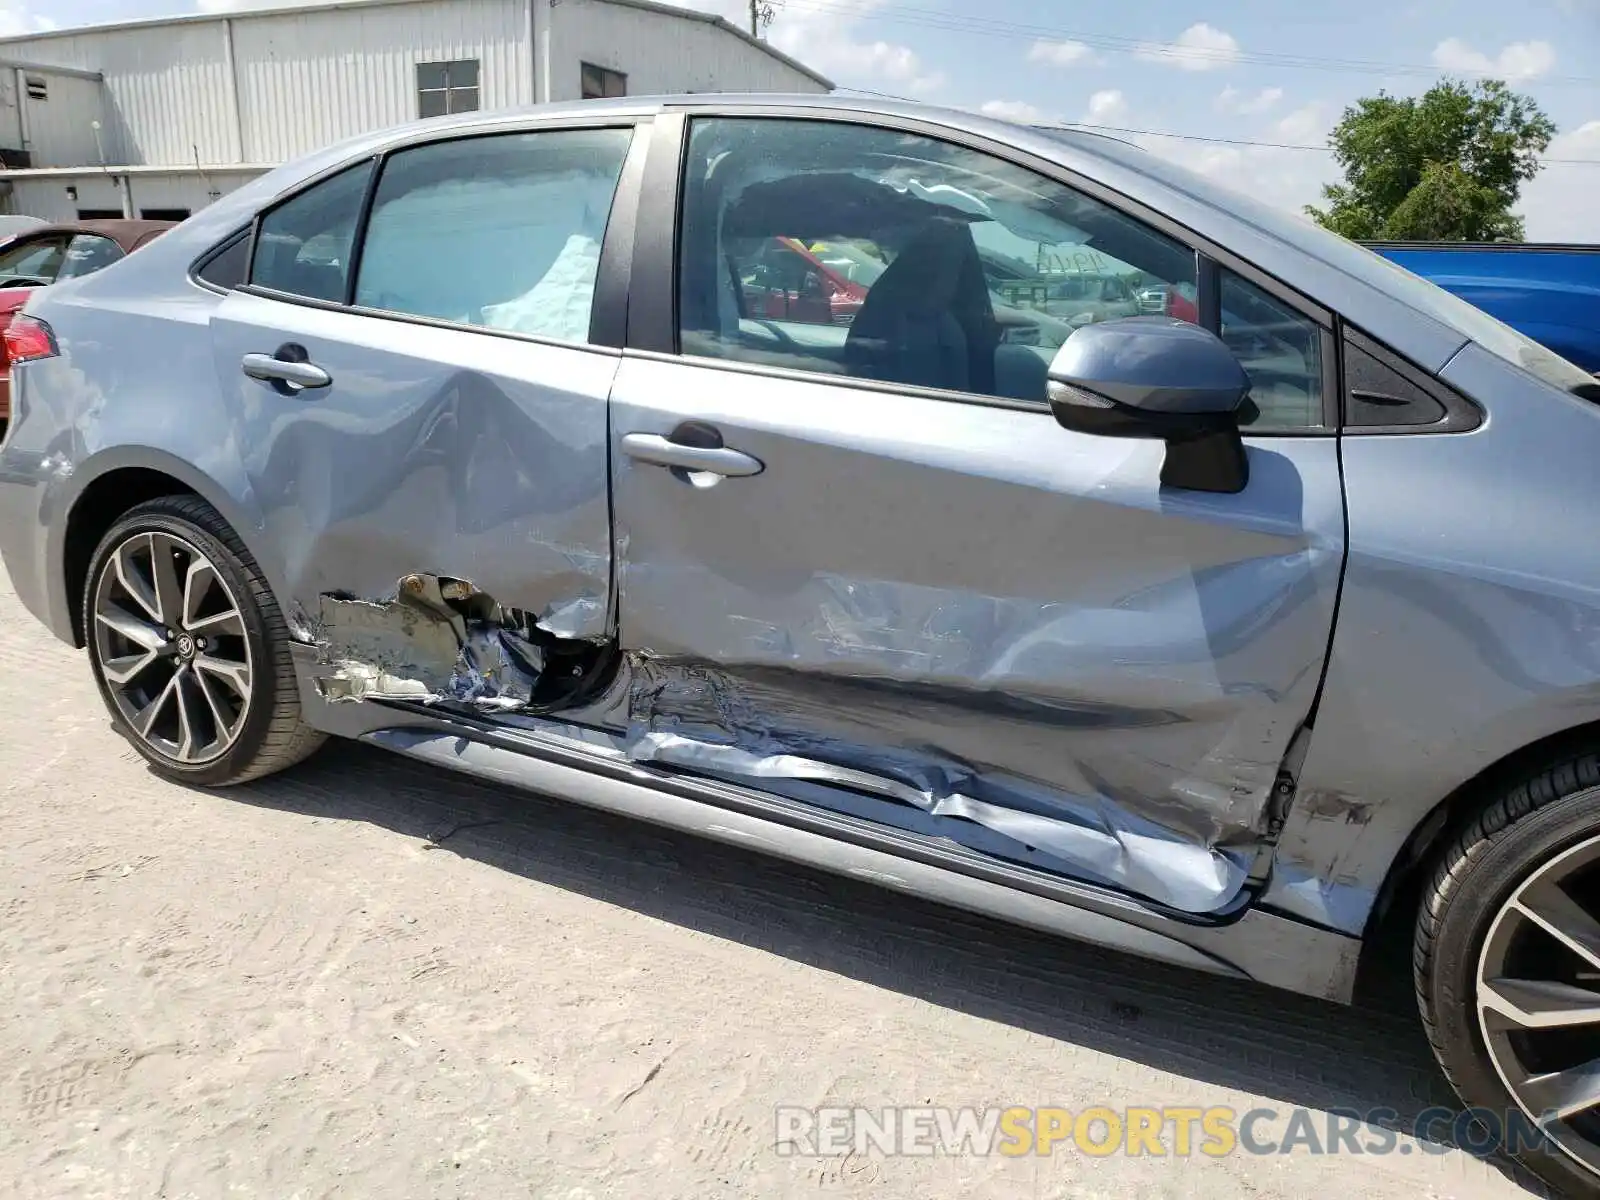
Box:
58, 234, 124, 281
196, 232, 250, 291
354, 128, 631, 341
250, 160, 374, 303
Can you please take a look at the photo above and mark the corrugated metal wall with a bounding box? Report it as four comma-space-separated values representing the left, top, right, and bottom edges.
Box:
233, 0, 532, 163
125, 169, 264, 216
11, 175, 118, 221
10, 168, 262, 222
17, 71, 108, 167
2, 25, 238, 166
550, 0, 827, 99
0, 0, 827, 182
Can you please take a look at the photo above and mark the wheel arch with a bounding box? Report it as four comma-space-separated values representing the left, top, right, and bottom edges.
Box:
1357, 717, 1600, 984
58, 448, 268, 648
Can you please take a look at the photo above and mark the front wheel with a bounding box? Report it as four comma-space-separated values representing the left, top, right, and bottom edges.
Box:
83, 495, 324, 786
1417, 757, 1600, 1197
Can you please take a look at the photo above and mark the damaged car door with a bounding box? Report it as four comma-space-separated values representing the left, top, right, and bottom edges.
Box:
607, 116, 1346, 915
208, 126, 637, 706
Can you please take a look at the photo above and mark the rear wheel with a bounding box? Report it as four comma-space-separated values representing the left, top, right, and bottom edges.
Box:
1417, 756, 1600, 1197
83, 495, 324, 785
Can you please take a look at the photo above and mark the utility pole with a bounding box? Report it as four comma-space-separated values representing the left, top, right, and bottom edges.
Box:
749, 0, 775, 37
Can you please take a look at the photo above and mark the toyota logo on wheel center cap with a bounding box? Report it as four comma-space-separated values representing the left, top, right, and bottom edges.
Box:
175, 634, 195, 658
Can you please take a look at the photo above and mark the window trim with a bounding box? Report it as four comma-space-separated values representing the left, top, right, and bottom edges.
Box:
241, 155, 376, 309
1339, 322, 1483, 436
634, 105, 1337, 433
221, 120, 646, 354
239, 154, 377, 301
189, 227, 255, 294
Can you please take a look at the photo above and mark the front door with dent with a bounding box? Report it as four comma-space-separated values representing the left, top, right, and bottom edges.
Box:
607, 115, 1346, 914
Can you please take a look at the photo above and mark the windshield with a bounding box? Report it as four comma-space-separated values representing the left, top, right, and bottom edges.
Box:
0, 236, 65, 284
1048, 130, 1598, 396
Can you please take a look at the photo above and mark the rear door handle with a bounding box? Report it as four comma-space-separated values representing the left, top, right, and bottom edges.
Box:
241, 345, 331, 392
620, 432, 764, 478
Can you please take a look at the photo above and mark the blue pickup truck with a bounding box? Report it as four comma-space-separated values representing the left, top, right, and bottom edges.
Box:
1367, 242, 1600, 375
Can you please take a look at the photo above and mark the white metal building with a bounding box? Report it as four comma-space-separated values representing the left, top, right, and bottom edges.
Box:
0, 0, 830, 222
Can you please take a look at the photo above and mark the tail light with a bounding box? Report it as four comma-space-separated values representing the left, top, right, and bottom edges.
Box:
3, 313, 56, 365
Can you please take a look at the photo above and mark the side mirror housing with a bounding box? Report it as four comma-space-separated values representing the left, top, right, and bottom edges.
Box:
1047, 316, 1252, 494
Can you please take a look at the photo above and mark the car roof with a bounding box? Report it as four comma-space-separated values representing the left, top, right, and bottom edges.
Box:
25, 219, 176, 251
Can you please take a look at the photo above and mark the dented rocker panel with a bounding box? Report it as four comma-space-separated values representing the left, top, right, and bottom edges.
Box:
333, 697, 1364, 1000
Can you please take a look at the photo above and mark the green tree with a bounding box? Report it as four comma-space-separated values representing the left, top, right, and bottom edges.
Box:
1307, 79, 1555, 242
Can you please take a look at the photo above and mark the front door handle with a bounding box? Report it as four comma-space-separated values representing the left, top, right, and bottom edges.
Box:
620, 432, 764, 478
241, 344, 331, 393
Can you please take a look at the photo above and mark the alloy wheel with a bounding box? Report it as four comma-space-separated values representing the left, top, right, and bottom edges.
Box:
1477, 831, 1600, 1179
91, 530, 254, 765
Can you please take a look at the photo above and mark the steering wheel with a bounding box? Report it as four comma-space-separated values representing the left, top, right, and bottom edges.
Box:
0, 275, 51, 289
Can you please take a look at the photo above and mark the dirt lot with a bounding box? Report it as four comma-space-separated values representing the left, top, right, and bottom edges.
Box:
0, 564, 1544, 1199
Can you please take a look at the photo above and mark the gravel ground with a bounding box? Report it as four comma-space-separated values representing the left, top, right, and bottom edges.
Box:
0, 564, 1544, 1199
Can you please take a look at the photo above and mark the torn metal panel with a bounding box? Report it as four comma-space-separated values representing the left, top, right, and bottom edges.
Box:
628, 728, 1249, 912
311, 575, 549, 710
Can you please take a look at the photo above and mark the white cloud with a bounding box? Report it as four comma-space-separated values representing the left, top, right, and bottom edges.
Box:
656, 0, 944, 94
1144, 136, 1334, 220
0, 1, 53, 34
795, 38, 945, 93
1083, 89, 1129, 125
980, 99, 1048, 123
1137, 23, 1241, 72
1134, 100, 1336, 219
1027, 40, 1101, 68
1273, 101, 1332, 145
1519, 119, 1600, 240
1431, 38, 1556, 83
1216, 86, 1283, 116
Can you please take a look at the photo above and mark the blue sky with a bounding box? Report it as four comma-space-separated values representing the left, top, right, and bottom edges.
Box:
6, 0, 1597, 238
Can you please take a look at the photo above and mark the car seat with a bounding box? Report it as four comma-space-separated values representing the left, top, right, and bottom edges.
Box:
843, 217, 1000, 395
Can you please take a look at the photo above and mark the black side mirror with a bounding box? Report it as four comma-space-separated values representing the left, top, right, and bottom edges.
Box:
1047, 316, 1252, 494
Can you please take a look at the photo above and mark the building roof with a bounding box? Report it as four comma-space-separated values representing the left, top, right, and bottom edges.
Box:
0, 0, 834, 90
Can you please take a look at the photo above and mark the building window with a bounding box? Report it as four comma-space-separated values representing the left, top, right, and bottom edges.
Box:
580, 63, 627, 100
24, 75, 46, 101
417, 59, 480, 119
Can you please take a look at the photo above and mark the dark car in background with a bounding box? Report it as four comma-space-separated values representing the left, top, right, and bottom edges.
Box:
0, 219, 175, 425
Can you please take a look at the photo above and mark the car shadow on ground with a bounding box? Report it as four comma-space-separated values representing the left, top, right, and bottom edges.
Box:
208, 739, 1549, 1195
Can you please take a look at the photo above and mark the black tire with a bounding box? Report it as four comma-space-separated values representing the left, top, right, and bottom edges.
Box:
1417, 755, 1600, 1198
82, 495, 325, 786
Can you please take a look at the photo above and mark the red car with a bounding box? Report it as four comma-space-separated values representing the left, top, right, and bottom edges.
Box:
0, 219, 174, 424
742, 236, 875, 326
